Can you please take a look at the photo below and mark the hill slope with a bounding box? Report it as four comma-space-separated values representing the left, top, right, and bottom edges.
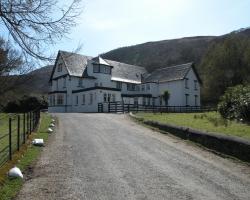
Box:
102, 36, 215, 72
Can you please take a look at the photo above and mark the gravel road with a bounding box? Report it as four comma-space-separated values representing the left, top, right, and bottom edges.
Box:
16, 113, 250, 200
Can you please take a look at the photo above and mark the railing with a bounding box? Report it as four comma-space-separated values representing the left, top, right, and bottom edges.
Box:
98, 102, 216, 113
0, 110, 40, 167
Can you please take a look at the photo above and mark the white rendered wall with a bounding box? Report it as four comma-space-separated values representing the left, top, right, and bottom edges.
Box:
158, 80, 184, 106
183, 68, 201, 106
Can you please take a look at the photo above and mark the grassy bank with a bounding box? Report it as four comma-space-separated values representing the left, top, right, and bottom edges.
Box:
0, 114, 26, 156
0, 113, 52, 200
136, 112, 250, 140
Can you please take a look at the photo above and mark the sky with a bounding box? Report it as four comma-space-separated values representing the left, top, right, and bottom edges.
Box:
2, 0, 250, 58
57, 0, 250, 57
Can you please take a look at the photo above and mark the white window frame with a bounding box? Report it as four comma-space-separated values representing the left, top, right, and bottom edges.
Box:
57, 94, 64, 105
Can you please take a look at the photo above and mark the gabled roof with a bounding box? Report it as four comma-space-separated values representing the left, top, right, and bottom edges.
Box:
60, 51, 92, 77
105, 59, 147, 84
49, 51, 93, 81
143, 62, 199, 83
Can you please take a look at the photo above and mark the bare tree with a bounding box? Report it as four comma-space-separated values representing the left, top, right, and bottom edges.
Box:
0, 37, 24, 105
0, 0, 82, 61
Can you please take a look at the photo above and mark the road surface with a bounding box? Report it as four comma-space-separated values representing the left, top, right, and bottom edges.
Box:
16, 113, 250, 200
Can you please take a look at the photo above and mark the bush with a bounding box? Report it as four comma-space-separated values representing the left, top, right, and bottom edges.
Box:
4, 95, 48, 113
218, 85, 250, 122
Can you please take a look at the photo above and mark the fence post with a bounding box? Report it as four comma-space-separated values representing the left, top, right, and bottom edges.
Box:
27, 112, 29, 137
9, 118, 12, 160
23, 113, 26, 144
17, 115, 20, 151
108, 102, 110, 113
29, 112, 32, 134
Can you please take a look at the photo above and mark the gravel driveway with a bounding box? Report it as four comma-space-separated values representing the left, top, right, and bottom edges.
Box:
16, 113, 250, 200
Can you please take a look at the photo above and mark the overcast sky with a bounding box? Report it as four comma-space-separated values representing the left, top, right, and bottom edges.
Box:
51, 0, 250, 56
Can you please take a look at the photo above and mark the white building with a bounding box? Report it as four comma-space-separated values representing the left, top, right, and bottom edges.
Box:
48, 50, 201, 113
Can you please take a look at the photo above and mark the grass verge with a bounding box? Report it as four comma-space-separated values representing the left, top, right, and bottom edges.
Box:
0, 113, 52, 200
135, 112, 250, 140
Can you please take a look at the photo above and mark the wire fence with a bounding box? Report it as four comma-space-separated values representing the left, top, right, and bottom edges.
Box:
0, 110, 40, 167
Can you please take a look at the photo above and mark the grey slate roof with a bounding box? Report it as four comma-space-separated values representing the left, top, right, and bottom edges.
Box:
60, 51, 92, 77
53, 51, 198, 84
92, 56, 112, 66
143, 63, 193, 83
59, 51, 146, 82
104, 59, 147, 83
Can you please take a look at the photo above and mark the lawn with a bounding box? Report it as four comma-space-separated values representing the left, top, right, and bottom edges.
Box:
0, 113, 27, 166
0, 113, 52, 200
136, 112, 250, 140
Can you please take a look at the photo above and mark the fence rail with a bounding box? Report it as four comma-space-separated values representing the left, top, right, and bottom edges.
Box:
0, 110, 40, 167
98, 102, 216, 113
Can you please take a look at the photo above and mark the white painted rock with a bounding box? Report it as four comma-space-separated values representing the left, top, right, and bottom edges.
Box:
32, 139, 44, 146
51, 119, 55, 123
48, 128, 53, 133
8, 166, 23, 179
50, 123, 55, 127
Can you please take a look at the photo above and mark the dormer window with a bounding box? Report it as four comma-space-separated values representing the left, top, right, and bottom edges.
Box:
57, 63, 62, 72
93, 65, 99, 73
93, 64, 111, 74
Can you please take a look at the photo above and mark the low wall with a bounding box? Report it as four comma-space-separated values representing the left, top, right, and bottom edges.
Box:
130, 113, 250, 162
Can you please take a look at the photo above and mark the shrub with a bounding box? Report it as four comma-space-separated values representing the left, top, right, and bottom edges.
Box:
163, 90, 170, 106
218, 85, 250, 122
4, 95, 48, 113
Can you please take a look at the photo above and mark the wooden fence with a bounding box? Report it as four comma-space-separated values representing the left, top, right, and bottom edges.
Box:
98, 102, 215, 113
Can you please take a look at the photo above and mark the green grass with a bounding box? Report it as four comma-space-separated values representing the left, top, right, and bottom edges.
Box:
0, 113, 52, 200
0, 113, 26, 153
136, 112, 250, 140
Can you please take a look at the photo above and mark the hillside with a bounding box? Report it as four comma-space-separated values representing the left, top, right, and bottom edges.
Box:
101, 28, 250, 74
25, 65, 53, 94
21, 27, 250, 104
102, 36, 215, 72
14, 65, 53, 95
